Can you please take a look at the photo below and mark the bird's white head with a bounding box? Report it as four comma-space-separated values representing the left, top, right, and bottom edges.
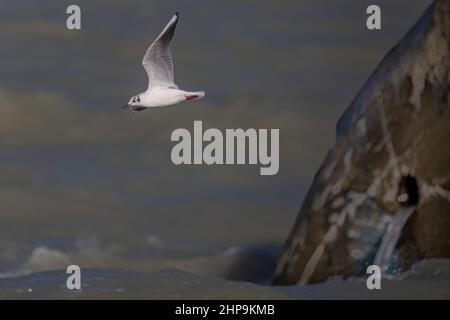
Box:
123, 94, 142, 110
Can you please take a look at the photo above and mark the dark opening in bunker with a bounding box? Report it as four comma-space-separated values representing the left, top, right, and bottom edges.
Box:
397, 174, 419, 206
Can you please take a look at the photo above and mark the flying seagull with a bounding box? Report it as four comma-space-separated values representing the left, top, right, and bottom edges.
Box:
123, 12, 205, 112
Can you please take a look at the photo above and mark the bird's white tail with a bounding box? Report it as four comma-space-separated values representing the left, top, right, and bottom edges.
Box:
184, 91, 205, 101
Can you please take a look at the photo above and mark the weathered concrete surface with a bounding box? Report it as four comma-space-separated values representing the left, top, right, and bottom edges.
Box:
274, 0, 450, 285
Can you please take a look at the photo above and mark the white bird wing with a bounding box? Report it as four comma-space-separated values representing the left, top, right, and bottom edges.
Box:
142, 13, 179, 90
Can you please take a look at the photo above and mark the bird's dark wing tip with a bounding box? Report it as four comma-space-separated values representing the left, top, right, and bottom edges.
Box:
175, 12, 179, 18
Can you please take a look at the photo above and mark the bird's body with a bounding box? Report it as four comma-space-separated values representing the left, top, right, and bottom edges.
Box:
138, 88, 205, 109
124, 13, 204, 112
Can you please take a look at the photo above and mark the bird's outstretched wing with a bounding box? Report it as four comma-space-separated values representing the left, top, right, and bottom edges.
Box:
142, 13, 179, 89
